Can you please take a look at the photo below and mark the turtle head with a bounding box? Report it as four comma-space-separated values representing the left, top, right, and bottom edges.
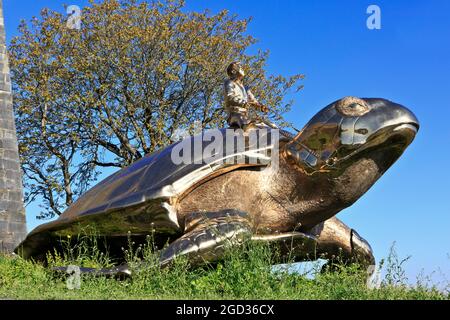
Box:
284, 97, 419, 205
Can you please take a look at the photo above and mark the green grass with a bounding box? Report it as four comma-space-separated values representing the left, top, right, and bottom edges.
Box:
0, 239, 448, 300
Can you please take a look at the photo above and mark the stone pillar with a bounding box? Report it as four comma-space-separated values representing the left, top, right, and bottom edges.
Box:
0, 0, 27, 253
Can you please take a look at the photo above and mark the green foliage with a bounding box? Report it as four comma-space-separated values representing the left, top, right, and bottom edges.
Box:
47, 228, 115, 269
0, 240, 448, 300
384, 242, 411, 286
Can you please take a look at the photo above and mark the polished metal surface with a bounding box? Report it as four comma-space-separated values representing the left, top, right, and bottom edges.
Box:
16, 96, 419, 275
16, 128, 281, 260
224, 62, 268, 129
285, 97, 418, 177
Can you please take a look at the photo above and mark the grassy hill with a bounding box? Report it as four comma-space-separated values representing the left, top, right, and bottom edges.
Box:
0, 240, 448, 300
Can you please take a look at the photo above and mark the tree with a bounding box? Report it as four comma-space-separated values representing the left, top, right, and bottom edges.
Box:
10, 0, 304, 219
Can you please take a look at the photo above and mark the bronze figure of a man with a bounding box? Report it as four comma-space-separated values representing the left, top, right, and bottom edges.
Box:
224, 62, 268, 129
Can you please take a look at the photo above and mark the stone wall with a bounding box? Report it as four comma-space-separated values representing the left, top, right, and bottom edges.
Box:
0, 0, 27, 253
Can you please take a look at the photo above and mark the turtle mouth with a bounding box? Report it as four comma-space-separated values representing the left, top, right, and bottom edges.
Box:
330, 118, 418, 173
336, 120, 418, 173
367, 120, 418, 151
394, 122, 419, 134
330, 122, 418, 204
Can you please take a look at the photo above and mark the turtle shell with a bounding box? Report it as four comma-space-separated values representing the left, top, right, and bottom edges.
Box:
16, 127, 284, 259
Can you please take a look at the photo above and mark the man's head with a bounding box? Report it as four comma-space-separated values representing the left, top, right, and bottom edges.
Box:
227, 61, 245, 79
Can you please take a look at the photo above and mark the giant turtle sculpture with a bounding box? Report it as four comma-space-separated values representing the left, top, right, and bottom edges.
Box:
15, 97, 419, 276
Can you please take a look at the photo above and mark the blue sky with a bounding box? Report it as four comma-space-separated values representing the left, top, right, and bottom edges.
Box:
4, 0, 450, 283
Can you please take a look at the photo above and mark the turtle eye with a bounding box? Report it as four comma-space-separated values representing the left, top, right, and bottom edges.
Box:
335, 97, 370, 117
355, 128, 368, 135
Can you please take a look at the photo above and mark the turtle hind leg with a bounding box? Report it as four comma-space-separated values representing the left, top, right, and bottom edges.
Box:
308, 216, 375, 268
159, 209, 252, 268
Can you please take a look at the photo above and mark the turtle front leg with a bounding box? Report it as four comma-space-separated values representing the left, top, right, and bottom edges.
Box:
159, 209, 252, 267
53, 210, 252, 277
307, 216, 375, 267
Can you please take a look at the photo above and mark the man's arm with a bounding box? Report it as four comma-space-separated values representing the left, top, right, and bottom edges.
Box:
247, 88, 269, 113
247, 89, 259, 104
